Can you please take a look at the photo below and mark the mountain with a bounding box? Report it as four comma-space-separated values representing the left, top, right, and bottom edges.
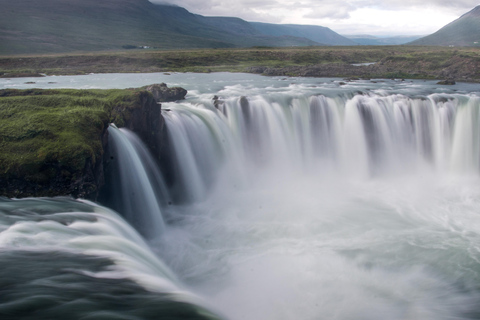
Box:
193, 15, 322, 47
410, 6, 480, 46
0, 0, 232, 54
250, 22, 357, 46
344, 35, 423, 45
0, 0, 352, 55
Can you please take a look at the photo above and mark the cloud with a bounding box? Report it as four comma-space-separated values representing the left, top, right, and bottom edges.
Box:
302, 2, 355, 20
154, 0, 282, 22
154, 0, 478, 16
150, 0, 479, 35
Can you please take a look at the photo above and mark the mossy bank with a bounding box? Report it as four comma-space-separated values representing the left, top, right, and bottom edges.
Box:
0, 84, 184, 199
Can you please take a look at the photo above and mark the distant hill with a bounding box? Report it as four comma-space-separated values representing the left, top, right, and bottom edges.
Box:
410, 6, 480, 46
250, 22, 357, 46
0, 0, 353, 55
193, 15, 323, 47
0, 0, 231, 54
344, 35, 423, 45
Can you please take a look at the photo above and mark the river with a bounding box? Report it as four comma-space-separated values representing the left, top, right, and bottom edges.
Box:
1, 73, 480, 319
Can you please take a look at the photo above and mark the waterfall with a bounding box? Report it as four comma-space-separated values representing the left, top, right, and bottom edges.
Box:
3, 73, 480, 320
154, 90, 480, 320
163, 104, 246, 202
162, 93, 480, 198
102, 126, 167, 239
0, 197, 222, 320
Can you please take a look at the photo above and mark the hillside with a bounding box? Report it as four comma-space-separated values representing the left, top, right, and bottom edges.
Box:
410, 6, 480, 46
345, 35, 423, 45
250, 22, 357, 46
0, 0, 355, 55
0, 0, 231, 54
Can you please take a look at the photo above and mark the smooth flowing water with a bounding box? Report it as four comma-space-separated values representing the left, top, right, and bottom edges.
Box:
2, 73, 480, 319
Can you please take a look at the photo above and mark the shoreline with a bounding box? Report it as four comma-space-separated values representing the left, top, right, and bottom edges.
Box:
1, 46, 479, 83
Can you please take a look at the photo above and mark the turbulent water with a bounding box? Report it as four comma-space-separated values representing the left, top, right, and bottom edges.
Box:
2, 73, 480, 319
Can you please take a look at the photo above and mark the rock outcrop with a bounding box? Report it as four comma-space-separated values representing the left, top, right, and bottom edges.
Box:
142, 83, 187, 102
0, 148, 107, 200
110, 89, 165, 162
0, 84, 187, 200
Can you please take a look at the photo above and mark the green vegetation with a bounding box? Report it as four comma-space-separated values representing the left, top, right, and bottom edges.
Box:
0, 88, 148, 188
1, 46, 479, 82
0, 46, 442, 73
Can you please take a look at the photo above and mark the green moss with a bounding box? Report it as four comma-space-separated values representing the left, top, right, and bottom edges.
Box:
0, 88, 148, 183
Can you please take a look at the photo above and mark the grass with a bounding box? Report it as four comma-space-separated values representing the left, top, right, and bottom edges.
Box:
1, 46, 479, 81
0, 88, 148, 186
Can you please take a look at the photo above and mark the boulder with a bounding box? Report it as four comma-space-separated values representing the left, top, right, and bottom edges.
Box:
142, 83, 187, 102
436, 79, 456, 85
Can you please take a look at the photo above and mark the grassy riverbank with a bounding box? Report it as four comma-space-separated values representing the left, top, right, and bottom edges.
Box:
1, 46, 479, 81
0, 88, 156, 198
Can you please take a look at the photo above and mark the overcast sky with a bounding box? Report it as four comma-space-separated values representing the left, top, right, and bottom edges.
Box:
152, 0, 479, 36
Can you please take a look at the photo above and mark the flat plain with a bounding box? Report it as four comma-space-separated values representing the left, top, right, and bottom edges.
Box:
1, 46, 479, 82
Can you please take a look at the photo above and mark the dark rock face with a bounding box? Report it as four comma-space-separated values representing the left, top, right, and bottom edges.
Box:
142, 83, 187, 102
112, 90, 166, 162
0, 127, 108, 200
71, 90, 169, 200
86, 90, 168, 200
212, 95, 224, 109
100, 89, 175, 200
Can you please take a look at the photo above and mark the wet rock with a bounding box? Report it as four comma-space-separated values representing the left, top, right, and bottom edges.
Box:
212, 95, 224, 109
437, 79, 456, 85
114, 90, 166, 166
142, 83, 187, 102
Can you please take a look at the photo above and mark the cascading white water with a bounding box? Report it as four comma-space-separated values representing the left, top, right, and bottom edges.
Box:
164, 92, 480, 186
158, 88, 480, 320
104, 126, 167, 238
0, 197, 222, 319
163, 104, 246, 202
2, 73, 480, 320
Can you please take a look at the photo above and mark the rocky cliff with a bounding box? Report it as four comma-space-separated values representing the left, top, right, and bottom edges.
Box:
0, 84, 186, 200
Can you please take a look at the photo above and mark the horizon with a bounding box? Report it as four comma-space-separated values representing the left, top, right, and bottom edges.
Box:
152, 0, 479, 36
